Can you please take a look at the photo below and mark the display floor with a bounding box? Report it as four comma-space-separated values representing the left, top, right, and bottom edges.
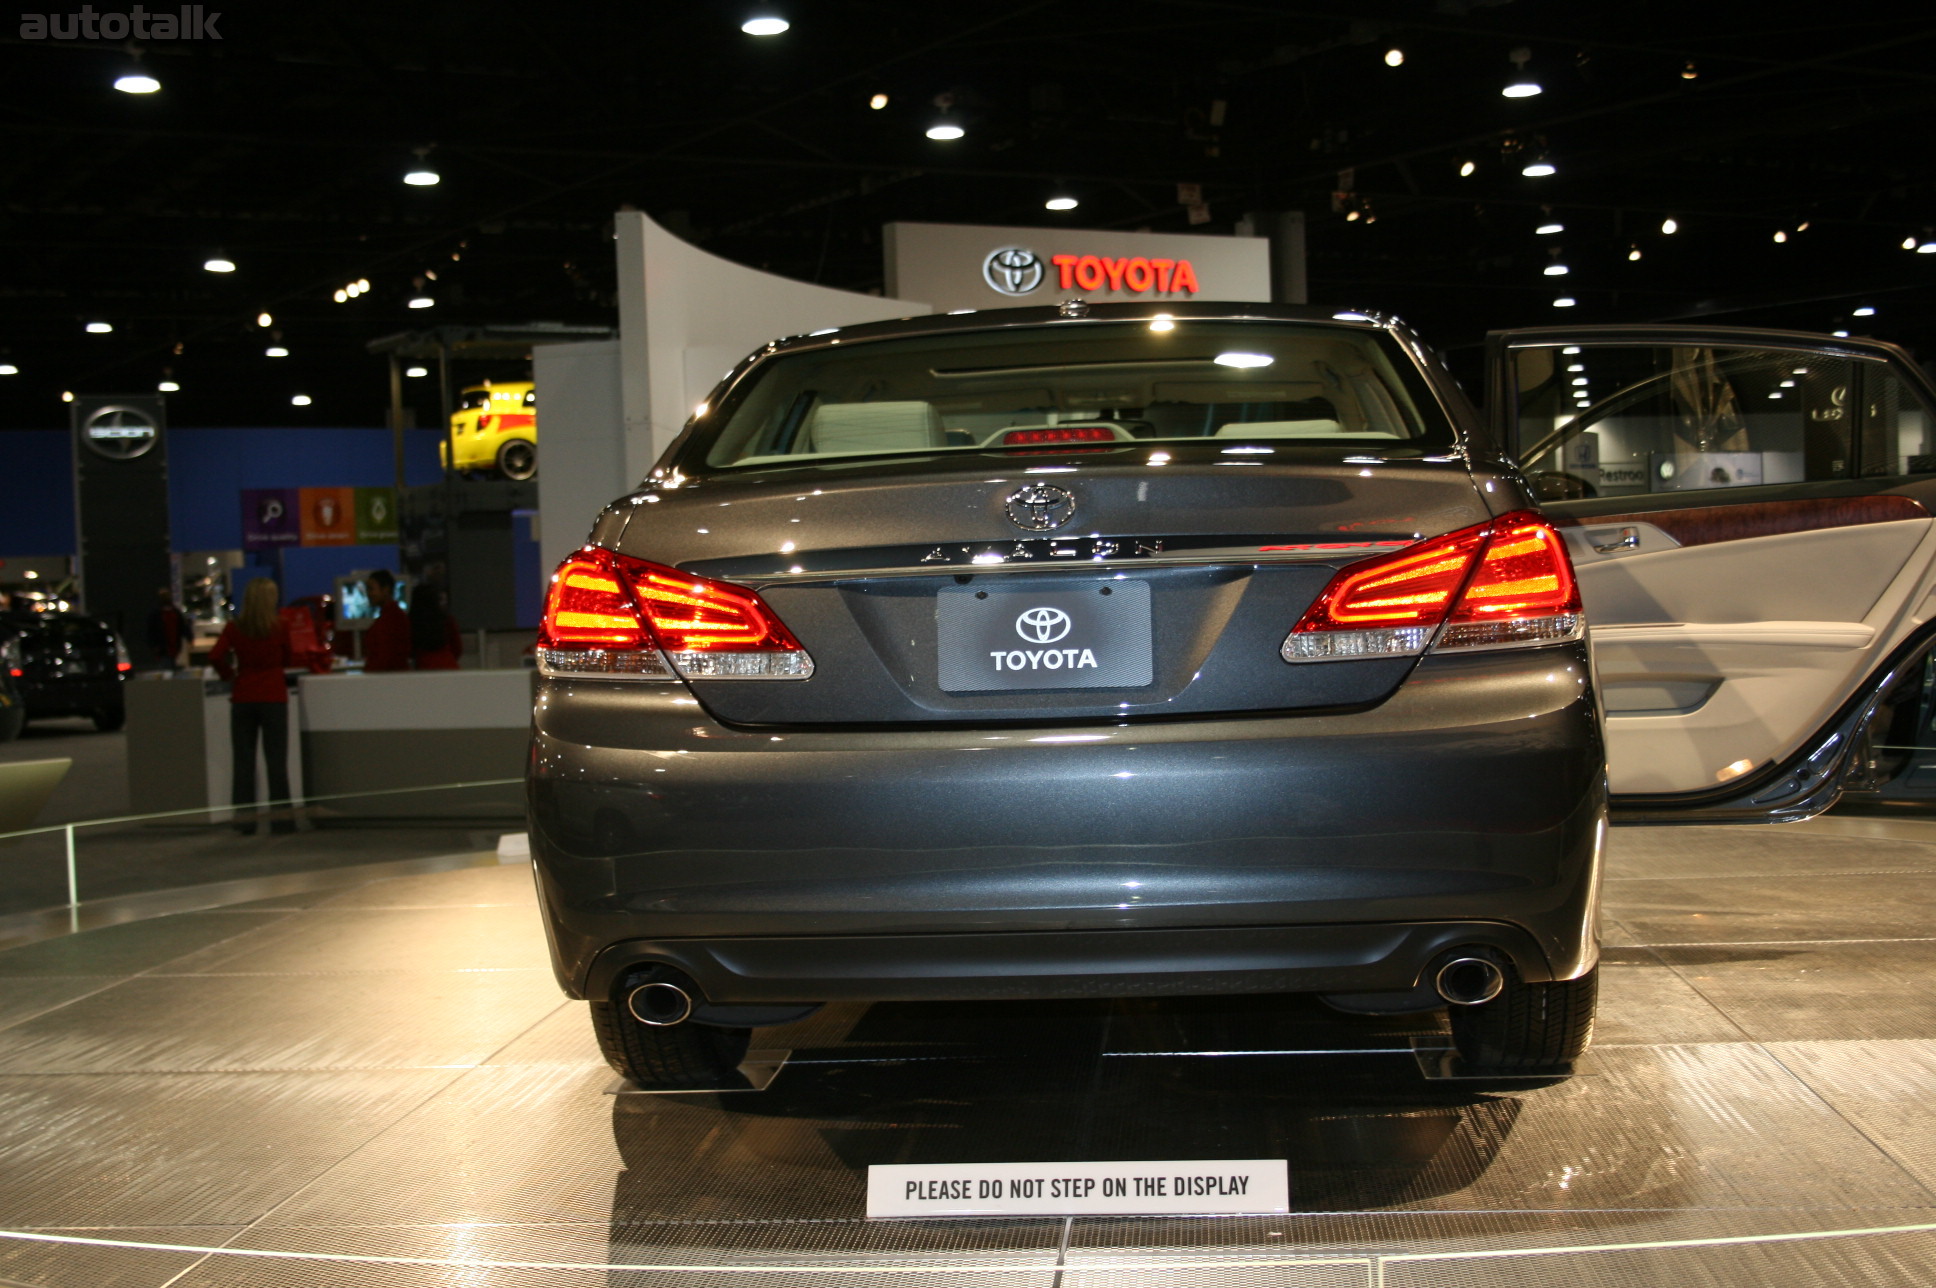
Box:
4, 819, 1936, 1286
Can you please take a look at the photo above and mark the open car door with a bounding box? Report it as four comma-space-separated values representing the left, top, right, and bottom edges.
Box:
1487, 324, 1936, 822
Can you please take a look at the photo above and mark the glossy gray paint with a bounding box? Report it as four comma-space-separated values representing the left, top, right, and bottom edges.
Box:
529, 305, 1604, 1015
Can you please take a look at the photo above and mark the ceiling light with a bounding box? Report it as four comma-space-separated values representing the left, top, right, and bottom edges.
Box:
257, 312, 273, 327
925, 120, 964, 141
1149, 314, 1175, 332
1459, 160, 1476, 177
1536, 222, 1564, 235
356, 279, 369, 292
404, 147, 439, 186
869, 93, 888, 110
203, 255, 236, 273
1920, 243, 1936, 255
1773, 230, 1788, 244
1345, 210, 1361, 222
291, 394, 312, 406
1562, 347, 1581, 354
333, 288, 348, 303
1571, 377, 1589, 386
1796, 221, 1810, 232
265, 346, 289, 357
0, 364, 16, 376
1544, 263, 1569, 276
1553, 297, 1577, 308
61, 391, 74, 403
1661, 217, 1679, 234
1522, 160, 1556, 177
1384, 48, 1404, 67
1905, 237, 1920, 250
113, 73, 160, 94
1503, 79, 1542, 98
1045, 193, 1078, 211
85, 321, 112, 334
158, 381, 179, 392
1567, 363, 1585, 372
1780, 380, 1796, 387
407, 296, 435, 309
406, 366, 428, 378
741, 9, 788, 35
1681, 60, 1698, 80
1213, 352, 1274, 369
1628, 246, 1642, 261
1854, 306, 1876, 317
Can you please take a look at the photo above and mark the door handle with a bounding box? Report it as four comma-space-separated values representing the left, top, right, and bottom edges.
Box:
1591, 526, 1640, 554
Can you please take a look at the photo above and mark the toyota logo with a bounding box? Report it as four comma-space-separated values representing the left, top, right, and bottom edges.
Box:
1015, 606, 1072, 644
1004, 483, 1076, 532
983, 246, 1045, 296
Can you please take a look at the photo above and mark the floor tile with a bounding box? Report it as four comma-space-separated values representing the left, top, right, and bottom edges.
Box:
0, 911, 291, 977
155, 904, 551, 975
1605, 870, 1936, 945
1654, 939, 1936, 1041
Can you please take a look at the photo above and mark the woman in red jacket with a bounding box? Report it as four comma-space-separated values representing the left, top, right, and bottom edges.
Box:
209, 577, 294, 833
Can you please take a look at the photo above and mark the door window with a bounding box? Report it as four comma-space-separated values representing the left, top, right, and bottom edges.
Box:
1859, 364, 1936, 477
1512, 344, 1858, 499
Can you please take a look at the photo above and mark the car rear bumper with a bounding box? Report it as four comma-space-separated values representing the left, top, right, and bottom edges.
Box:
529, 640, 1606, 1002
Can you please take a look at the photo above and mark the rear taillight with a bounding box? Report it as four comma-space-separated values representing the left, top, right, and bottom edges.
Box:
1282, 511, 1581, 663
537, 548, 813, 682
1002, 426, 1116, 446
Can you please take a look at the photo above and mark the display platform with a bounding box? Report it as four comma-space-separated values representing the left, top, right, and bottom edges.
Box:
3, 818, 1936, 1286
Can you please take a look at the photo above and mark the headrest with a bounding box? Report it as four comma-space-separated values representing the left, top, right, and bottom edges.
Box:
805, 401, 946, 455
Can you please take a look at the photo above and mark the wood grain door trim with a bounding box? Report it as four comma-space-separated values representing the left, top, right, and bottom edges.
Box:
1550, 494, 1928, 548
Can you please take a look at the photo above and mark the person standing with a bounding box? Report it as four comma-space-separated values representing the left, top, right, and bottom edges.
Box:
209, 578, 294, 834
362, 569, 412, 672
409, 582, 464, 670
146, 586, 187, 671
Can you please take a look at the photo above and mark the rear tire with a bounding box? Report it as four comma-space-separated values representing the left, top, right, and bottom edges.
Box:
1449, 964, 1596, 1073
92, 703, 126, 732
496, 439, 536, 481
590, 971, 751, 1089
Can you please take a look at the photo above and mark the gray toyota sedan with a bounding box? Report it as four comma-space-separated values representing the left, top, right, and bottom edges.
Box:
528, 302, 1605, 1088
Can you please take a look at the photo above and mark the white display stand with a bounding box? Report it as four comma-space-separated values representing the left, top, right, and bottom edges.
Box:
533, 211, 930, 580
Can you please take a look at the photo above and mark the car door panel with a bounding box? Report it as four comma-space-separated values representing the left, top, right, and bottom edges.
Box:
1486, 325, 1936, 812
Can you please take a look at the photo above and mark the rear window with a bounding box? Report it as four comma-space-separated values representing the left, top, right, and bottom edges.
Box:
691, 321, 1453, 472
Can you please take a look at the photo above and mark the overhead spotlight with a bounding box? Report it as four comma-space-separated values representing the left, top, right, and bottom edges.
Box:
1904, 237, 1920, 250
1536, 221, 1564, 235
1661, 217, 1679, 234
408, 296, 435, 309
61, 391, 74, 403
1681, 59, 1698, 80
1149, 314, 1175, 333
1521, 159, 1556, 177
1544, 263, 1570, 276
1566, 364, 1585, 372
1773, 230, 1788, 244
1562, 346, 1582, 354
85, 321, 113, 334
356, 279, 370, 292
1552, 297, 1577, 308
1832, 330, 1850, 338
869, 93, 888, 110
1346, 210, 1361, 222
265, 346, 289, 357
113, 72, 160, 94
1502, 47, 1541, 97
257, 312, 273, 327
0, 364, 16, 376
405, 366, 429, 378
333, 288, 348, 303
1384, 48, 1404, 67
1854, 306, 1877, 317
158, 380, 180, 392
403, 147, 439, 186
1920, 242, 1936, 255
926, 118, 964, 140
1628, 246, 1642, 261
1570, 377, 1589, 386
1796, 221, 1810, 232
1459, 160, 1476, 177
291, 394, 313, 406
1045, 192, 1079, 211
203, 255, 236, 273
741, 8, 788, 35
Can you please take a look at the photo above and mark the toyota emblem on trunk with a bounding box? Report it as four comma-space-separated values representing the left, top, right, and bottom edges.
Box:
1004, 483, 1076, 532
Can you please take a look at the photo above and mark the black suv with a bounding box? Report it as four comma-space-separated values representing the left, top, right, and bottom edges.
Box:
0, 611, 131, 731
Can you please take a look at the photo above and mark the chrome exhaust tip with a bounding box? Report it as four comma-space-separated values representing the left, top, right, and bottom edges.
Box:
627, 980, 695, 1027
1435, 956, 1505, 1007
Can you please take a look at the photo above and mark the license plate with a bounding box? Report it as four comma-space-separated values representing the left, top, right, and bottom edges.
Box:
936, 579, 1153, 692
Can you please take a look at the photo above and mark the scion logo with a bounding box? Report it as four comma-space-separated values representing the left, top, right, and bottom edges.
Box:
983, 246, 1045, 296
79, 405, 159, 461
1004, 483, 1076, 532
1014, 606, 1072, 644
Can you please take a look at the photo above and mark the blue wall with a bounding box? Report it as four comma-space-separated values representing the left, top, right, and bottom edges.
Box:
1, 426, 448, 600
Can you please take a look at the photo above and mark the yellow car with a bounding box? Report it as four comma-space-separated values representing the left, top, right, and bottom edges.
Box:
443, 381, 536, 479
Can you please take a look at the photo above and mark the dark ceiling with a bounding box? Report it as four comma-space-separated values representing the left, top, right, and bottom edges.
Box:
3, 1, 1934, 429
